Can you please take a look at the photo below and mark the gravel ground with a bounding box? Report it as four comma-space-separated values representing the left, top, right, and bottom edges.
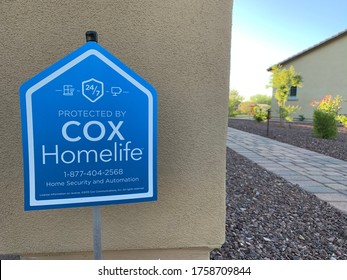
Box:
210, 119, 347, 260
211, 149, 347, 260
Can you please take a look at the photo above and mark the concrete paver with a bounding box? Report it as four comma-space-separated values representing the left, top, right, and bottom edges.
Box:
315, 193, 347, 202
325, 183, 347, 190
227, 127, 347, 214
328, 202, 347, 213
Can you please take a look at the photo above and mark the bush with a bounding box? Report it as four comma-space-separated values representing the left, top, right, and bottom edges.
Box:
238, 101, 255, 115
336, 114, 347, 128
298, 114, 305, 121
253, 106, 268, 122
310, 95, 342, 114
313, 110, 337, 139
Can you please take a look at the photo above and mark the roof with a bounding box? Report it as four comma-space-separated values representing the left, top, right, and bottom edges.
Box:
267, 29, 347, 71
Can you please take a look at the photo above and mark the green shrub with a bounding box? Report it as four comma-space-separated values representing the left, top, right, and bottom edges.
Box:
298, 114, 305, 121
253, 106, 267, 122
336, 114, 347, 128
313, 110, 337, 139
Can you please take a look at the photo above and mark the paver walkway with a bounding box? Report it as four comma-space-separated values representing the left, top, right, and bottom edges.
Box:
227, 127, 347, 214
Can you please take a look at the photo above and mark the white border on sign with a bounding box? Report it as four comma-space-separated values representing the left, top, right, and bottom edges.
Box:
25, 49, 154, 207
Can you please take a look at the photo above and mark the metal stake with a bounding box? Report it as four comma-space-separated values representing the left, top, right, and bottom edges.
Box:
93, 206, 102, 260
267, 109, 271, 137
86, 31, 102, 260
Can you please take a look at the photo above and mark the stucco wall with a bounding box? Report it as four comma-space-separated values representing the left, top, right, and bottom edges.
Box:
271, 34, 347, 119
0, 1, 232, 258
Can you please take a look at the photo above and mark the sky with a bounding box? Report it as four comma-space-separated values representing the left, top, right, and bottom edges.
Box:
230, 0, 347, 100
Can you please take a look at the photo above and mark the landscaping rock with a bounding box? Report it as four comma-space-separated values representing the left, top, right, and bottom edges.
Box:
210, 148, 347, 260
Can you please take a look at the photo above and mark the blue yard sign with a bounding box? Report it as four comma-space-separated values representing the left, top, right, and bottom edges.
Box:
20, 41, 157, 210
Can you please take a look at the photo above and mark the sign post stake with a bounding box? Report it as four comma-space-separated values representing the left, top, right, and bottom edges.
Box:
85, 31, 103, 260
93, 206, 102, 260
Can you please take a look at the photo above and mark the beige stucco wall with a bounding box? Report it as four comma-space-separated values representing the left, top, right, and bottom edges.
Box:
0, 1, 232, 259
271, 34, 347, 119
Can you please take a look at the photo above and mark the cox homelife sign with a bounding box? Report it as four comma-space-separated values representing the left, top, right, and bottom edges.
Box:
20, 42, 157, 210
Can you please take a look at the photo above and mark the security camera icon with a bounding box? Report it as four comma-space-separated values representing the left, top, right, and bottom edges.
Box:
111, 87, 122, 96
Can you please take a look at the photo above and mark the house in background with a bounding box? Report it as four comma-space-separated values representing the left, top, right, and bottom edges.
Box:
268, 29, 347, 120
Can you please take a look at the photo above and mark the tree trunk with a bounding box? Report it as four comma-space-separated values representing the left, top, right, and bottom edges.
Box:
279, 106, 284, 127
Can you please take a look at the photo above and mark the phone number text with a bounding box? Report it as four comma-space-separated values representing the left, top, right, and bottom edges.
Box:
64, 169, 123, 178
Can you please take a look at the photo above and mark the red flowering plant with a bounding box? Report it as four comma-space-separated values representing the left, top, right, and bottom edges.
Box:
310, 95, 342, 115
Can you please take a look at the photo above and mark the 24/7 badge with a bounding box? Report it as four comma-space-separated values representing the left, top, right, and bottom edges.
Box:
82, 78, 104, 102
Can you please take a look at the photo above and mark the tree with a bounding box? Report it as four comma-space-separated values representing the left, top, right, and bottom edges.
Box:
238, 101, 255, 115
249, 94, 272, 105
268, 65, 303, 126
228, 89, 244, 117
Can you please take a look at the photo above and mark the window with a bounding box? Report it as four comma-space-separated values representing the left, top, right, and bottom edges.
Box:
289, 86, 297, 97
288, 86, 298, 100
